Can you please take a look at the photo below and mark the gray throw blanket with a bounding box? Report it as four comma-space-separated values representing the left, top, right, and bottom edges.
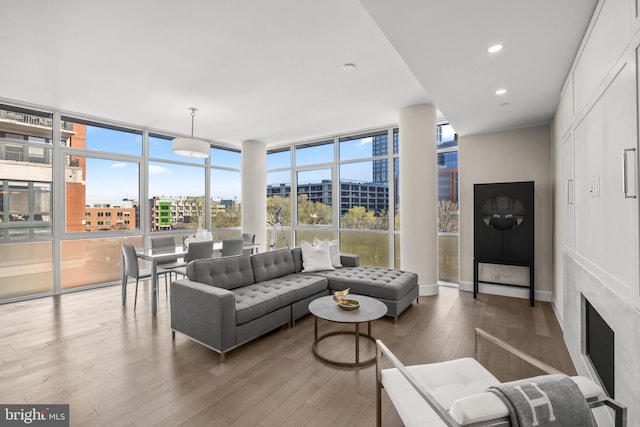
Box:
486, 374, 595, 427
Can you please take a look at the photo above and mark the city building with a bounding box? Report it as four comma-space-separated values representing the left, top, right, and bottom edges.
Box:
84, 200, 137, 232
0, 111, 83, 239
371, 131, 398, 184
149, 196, 205, 231
267, 179, 389, 216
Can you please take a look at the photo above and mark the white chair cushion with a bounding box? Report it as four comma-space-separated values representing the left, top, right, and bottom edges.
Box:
449, 392, 509, 424
381, 357, 501, 427
383, 356, 606, 427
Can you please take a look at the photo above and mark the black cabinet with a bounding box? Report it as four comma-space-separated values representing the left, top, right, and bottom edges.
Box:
473, 181, 535, 306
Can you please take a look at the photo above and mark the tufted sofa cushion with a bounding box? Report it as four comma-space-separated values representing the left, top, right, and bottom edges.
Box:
250, 248, 296, 282
308, 266, 418, 301
187, 255, 255, 290
233, 274, 328, 324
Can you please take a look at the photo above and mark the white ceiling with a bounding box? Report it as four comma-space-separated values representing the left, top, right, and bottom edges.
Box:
0, 0, 596, 147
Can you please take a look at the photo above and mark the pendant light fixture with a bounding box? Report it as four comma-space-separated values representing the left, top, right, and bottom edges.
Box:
172, 107, 210, 158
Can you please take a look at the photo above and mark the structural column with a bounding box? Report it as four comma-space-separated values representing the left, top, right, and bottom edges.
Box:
399, 104, 438, 295
241, 140, 267, 252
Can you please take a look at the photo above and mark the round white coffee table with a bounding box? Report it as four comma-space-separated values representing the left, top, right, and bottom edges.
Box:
308, 294, 387, 368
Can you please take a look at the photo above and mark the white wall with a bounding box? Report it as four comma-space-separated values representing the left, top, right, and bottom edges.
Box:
552, 0, 640, 423
459, 125, 553, 300
550, 111, 564, 320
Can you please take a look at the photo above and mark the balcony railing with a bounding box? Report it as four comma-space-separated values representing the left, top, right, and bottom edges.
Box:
0, 145, 51, 165
0, 110, 74, 131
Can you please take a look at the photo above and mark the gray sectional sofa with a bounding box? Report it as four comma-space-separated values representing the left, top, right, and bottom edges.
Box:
170, 247, 418, 362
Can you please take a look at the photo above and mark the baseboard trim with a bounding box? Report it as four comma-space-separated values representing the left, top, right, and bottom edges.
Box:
419, 283, 439, 296
551, 293, 564, 329
459, 280, 551, 302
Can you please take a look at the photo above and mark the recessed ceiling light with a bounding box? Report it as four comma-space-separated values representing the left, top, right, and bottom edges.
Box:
495, 89, 508, 95
342, 63, 356, 71
487, 44, 503, 54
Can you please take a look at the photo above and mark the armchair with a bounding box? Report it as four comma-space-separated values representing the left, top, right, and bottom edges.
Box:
376, 328, 626, 426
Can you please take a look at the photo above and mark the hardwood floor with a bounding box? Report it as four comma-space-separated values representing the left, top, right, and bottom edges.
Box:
0, 283, 575, 426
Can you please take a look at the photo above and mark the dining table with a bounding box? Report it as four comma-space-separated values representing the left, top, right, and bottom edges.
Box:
122, 241, 260, 315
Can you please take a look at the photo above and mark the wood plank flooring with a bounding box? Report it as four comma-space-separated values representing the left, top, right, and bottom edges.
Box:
0, 283, 575, 426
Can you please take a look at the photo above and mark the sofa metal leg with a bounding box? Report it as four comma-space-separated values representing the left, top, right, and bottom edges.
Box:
171, 330, 175, 340
220, 352, 225, 364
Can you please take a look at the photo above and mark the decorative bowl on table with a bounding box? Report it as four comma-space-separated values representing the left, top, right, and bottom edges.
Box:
333, 288, 360, 311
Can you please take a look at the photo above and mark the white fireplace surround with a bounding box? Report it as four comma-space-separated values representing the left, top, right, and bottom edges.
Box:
563, 255, 640, 424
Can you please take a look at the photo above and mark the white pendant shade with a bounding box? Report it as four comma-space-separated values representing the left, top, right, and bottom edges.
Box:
172, 137, 210, 158
172, 107, 210, 158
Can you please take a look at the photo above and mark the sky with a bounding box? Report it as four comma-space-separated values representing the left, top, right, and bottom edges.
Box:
84, 127, 241, 202
268, 136, 381, 185
84, 124, 456, 202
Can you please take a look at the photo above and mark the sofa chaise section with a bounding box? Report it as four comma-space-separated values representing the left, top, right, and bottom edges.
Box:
291, 247, 419, 320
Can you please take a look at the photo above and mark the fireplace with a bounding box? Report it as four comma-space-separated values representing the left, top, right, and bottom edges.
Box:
585, 299, 615, 398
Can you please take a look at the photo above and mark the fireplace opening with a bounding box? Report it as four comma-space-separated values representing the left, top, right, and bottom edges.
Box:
585, 299, 615, 398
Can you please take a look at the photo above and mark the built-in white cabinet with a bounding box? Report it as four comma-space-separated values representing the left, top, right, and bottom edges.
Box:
574, 59, 638, 297
573, 0, 630, 116
561, 79, 574, 136
563, 135, 575, 250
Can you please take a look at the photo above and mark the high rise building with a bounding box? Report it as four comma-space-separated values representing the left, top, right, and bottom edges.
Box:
371, 131, 398, 184
267, 179, 388, 216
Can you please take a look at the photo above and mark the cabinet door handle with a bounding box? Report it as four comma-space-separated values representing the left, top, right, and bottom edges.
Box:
567, 179, 574, 204
622, 148, 637, 199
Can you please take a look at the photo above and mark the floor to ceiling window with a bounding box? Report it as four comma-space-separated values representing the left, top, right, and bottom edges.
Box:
0, 106, 54, 298
1, 97, 455, 300
267, 128, 398, 268
338, 131, 392, 267
60, 117, 145, 289
294, 141, 335, 244
266, 148, 292, 249
437, 123, 459, 284
149, 134, 205, 233
0, 102, 240, 302
209, 147, 242, 241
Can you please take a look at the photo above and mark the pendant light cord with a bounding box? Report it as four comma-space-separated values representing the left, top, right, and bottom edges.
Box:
189, 107, 197, 138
